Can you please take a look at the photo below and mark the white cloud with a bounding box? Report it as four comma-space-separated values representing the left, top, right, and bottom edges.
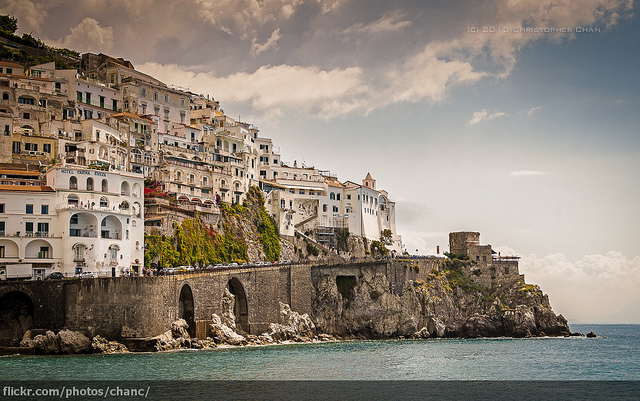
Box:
0, 0, 47, 34
468, 109, 507, 125
517, 251, 640, 323
137, 62, 367, 118
53, 17, 114, 53
509, 170, 555, 177
527, 106, 543, 117
343, 10, 413, 36
251, 28, 282, 56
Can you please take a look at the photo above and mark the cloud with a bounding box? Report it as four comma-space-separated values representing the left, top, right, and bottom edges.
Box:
137, 62, 368, 118
0, 0, 47, 34
527, 106, 543, 117
195, 0, 303, 35
343, 10, 413, 36
251, 28, 282, 56
54, 17, 114, 53
509, 170, 555, 177
468, 109, 507, 125
516, 251, 640, 323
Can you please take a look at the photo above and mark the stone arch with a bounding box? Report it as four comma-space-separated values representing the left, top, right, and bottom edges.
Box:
178, 284, 196, 337
228, 278, 249, 332
69, 175, 78, 189
0, 291, 34, 346
101, 178, 108, 193
86, 177, 94, 191
132, 202, 142, 218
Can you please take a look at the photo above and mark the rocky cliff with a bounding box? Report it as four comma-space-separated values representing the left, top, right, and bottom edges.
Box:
312, 260, 571, 339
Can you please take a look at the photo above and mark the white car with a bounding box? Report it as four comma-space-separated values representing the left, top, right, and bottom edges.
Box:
77, 271, 95, 278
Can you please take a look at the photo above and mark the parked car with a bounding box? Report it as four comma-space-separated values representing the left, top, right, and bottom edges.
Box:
76, 271, 95, 279
228, 262, 238, 267
45, 272, 66, 280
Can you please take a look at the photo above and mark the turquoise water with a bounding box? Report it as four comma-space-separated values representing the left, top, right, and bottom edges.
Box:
1, 324, 638, 381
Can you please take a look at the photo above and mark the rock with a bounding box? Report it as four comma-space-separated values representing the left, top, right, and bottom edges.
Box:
210, 313, 246, 345
413, 327, 431, 339
426, 317, 446, 338
91, 335, 128, 353
58, 330, 91, 354
586, 331, 597, 338
570, 332, 584, 337
19, 330, 34, 348
171, 319, 190, 339
33, 331, 60, 355
121, 326, 142, 338
221, 289, 237, 330
534, 309, 571, 337
503, 306, 537, 338
262, 302, 317, 342
258, 333, 274, 344
461, 315, 502, 338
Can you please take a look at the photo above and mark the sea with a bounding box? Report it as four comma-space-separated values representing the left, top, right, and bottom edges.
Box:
0, 324, 638, 400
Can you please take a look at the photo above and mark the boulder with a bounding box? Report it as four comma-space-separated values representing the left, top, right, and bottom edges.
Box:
171, 319, 190, 340
19, 330, 34, 348
264, 302, 317, 342
210, 314, 246, 345
91, 335, 128, 353
586, 331, 597, 338
58, 330, 91, 354
534, 309, 571, 336
33, 331, 60, 355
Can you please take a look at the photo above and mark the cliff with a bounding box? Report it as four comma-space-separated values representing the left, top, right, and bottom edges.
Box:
311, 259, 570, 338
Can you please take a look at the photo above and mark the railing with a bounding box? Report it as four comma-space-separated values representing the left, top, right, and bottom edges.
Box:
77, 98, 121, 112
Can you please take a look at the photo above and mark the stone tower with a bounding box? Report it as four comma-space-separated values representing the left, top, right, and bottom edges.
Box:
363, 172, 376, 190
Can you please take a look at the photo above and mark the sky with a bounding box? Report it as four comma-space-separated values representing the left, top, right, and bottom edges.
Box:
2, 0, 639, 324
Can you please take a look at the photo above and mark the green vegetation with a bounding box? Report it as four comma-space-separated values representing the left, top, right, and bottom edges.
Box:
247, 187, 280, 261
380, 229, 394, 246
440, 256, 484, 293
0, 15, 80, 68
370, 240, 389, 256
306, 241, 319, 257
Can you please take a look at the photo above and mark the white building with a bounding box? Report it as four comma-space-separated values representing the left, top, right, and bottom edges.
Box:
44, 166, 145, 276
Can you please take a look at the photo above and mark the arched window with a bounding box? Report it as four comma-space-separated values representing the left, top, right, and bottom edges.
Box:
323, 204, 328, 212
100, 197, 108, 208
69, 176, 77, 190
86, 177, 93, 191
101, 179, 108, 193
2, 92, 8, 100
202, 176, 208, 186
175, 171, 182, 182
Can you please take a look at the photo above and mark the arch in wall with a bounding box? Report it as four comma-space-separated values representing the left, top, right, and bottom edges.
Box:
0, 291, 34, 346
0, 239, 19, 258
228, 278, 249, 333
178, 284, 196, 337
120, 181, 130, 196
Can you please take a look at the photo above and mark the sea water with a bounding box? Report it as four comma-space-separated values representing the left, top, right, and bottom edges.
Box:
0, 324, 638, 399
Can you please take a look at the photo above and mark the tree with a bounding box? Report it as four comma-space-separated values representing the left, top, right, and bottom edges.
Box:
380, 229, 394, 246
0, 15, 18, 34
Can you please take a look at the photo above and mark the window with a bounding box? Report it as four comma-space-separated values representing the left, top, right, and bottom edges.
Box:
25, 222, 33, 233
101, 179, 108, 192
337, 194, 341, 201
154, 106, 159, 116
12, 142, 20, 154
37, 222, 49, 235
333, 206, 338, 212
26, 204, 33, 214
141, 89, 147, 98
482, 256, 487, 262
43, 143, 51, 153
164, 109, 170, 120
505, 267, 510, 274
347, 194, 351, 200
323, 204, 327, 212
70, 215, 79, 224
41, 205, 48, 215
69, 176, 77, 189
87, 177, 93, 191
330, 192, 335, 200
181, 98, 185, 107
39, 246, 49, 259
0, 221, 4, 235
164, 94, 168, 103
18, 96, 35, 105
154, 92, 159, 101
100, 197, 108, 208
0, 246, 4, 258
0, 203, 4, 213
